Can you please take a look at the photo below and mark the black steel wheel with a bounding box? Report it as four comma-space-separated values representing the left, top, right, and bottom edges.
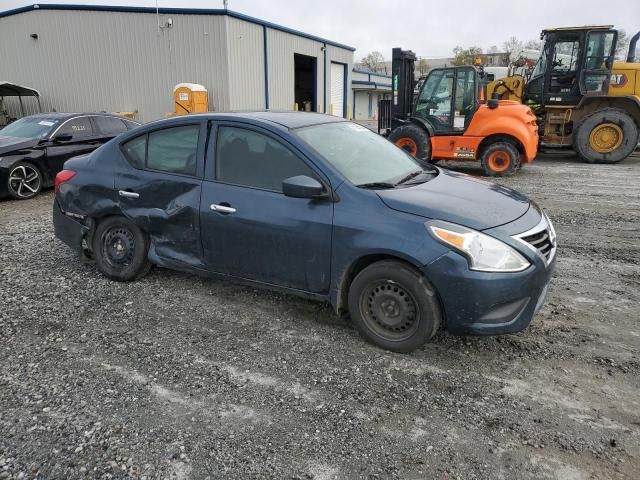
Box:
7, 162, 42, 200
360, 280, 419, 343
348, 260, 441, 352
93, 216, 152, 281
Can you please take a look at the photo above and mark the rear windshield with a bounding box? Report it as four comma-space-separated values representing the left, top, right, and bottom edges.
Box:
0, 117, 61, 139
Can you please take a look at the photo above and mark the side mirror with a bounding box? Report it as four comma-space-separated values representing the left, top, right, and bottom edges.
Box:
53, 133, 73, 142
282, 175, 326, 199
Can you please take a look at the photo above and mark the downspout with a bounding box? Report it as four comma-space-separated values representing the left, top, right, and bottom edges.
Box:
323, 43, 327, 113
263, 25, 269, 109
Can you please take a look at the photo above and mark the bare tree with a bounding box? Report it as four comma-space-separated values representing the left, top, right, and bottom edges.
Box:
503, 36, 524, 63
615, 29, 629, 59
524, 39, 542, 51
416, 57, 431, 75
452, 46, 484, 66
360, 51, 385, 73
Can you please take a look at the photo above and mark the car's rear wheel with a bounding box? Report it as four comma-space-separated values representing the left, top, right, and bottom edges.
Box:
93, 216, 151, 281
348, 260, 441, 353
7, 162, 42, 200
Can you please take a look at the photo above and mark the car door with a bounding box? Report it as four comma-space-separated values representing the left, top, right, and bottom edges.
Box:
115, 121, 207, 267
46, 116, 102, 174
200, 122, 334, 293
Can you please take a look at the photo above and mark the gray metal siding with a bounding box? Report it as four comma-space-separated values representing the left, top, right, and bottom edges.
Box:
0, 9, 354, 121
0, 10, 230, 121
226, 17, 266, 110
266, 29, 324, 112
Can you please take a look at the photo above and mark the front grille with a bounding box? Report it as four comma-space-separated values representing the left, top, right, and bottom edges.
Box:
520, 228, 554, 262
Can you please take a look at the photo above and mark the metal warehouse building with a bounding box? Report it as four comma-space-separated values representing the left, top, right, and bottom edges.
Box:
0, 4, 355, 122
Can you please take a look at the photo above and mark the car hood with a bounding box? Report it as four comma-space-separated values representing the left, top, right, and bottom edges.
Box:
377, 168, 530, 230
0, 135, 38, 155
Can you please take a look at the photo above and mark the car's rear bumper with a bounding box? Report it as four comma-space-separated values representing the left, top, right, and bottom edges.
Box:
422, 251, 555, 336
53, 199, 86, 253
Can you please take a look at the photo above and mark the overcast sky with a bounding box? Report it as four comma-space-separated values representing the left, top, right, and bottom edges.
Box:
2, 0, 639, 59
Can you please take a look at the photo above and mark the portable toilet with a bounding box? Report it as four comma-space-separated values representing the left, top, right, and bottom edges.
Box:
174, 83, 208, 115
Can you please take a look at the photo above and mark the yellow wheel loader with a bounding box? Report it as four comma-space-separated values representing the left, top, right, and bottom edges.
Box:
487, 26, 640, 163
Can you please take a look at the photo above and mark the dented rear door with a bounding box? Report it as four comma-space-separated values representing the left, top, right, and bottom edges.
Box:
115, 121, 207, 268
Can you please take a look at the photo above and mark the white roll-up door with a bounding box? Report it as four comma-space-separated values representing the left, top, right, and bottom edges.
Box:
330, 62, 345, 117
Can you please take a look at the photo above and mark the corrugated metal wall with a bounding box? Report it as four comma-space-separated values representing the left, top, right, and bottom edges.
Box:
0, 9, 230, 122
226, 17, 266, 110
266, 29, 324, 112
0, 8, 354, 121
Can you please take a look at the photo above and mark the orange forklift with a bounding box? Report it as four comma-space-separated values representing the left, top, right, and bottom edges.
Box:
381, 48, 539, 176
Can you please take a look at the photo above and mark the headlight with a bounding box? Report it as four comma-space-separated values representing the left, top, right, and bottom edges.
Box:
428, 221, 530, 272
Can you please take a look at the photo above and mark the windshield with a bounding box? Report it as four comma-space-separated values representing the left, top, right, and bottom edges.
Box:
0, 117, 60, 139
295, 122, 435, 187
531, 41, 548, 78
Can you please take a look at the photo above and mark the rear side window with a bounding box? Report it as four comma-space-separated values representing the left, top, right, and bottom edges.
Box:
122, 135, 146, 169
121, 125, 200, 175
57, 117, 94, 138
95, 116, 128, 136
215, 126, 314, 192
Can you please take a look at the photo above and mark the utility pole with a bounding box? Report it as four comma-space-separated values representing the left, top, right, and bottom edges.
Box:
223, 0, 229, 9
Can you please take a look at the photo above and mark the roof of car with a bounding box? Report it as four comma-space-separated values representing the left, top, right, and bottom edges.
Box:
24, 112, 139, 122
166, 111, 348, 130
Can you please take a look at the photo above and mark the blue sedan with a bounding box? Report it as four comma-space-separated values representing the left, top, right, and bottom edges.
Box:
53, 112, 556, 352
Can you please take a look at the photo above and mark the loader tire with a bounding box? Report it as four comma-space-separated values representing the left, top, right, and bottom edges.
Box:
574, 108, 639, 164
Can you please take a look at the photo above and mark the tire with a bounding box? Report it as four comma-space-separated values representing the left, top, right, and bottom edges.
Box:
388, 124, 432, 162
7, 162, 42, 200
347, 260, 441, 353
92, 216, 152, 282
573, 108, 639, 164
480, 142, 520, 177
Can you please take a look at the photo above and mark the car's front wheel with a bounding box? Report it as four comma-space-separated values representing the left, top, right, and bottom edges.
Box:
93, 216, 152, 281
7, 162, 42, 200
348, 260, 441, 352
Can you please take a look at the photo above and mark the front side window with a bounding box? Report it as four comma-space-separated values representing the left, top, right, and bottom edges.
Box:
120, 124, 199, 175
531, 42, 549, 78
454, 69, 476, 129
57, 117, 94, 138
215, 126, 315, 192
95, 116, 128, 136
296, 122, 434, 186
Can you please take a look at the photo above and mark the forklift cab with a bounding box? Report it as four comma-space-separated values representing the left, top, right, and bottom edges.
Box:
524, 27, 618, 106
413, 67, 478, 134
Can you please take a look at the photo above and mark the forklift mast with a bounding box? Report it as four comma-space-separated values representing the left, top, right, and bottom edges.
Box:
391, 48, 416, 122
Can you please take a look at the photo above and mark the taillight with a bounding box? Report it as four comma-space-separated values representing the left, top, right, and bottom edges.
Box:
55, 170, 76, 193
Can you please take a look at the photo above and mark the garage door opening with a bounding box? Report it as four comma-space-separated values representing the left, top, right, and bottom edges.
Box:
330, 62, 346, 117
294, 54, 316, 112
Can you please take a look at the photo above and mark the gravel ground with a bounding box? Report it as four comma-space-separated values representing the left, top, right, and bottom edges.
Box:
1, 151, 639, 479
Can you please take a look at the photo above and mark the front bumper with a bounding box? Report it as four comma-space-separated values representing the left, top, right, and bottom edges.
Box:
53, 199, 87, 254
423, 248, 555, 336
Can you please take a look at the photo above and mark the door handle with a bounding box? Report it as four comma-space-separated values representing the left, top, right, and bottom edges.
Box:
210, 204, 236, 214
118, 190, 139, 199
